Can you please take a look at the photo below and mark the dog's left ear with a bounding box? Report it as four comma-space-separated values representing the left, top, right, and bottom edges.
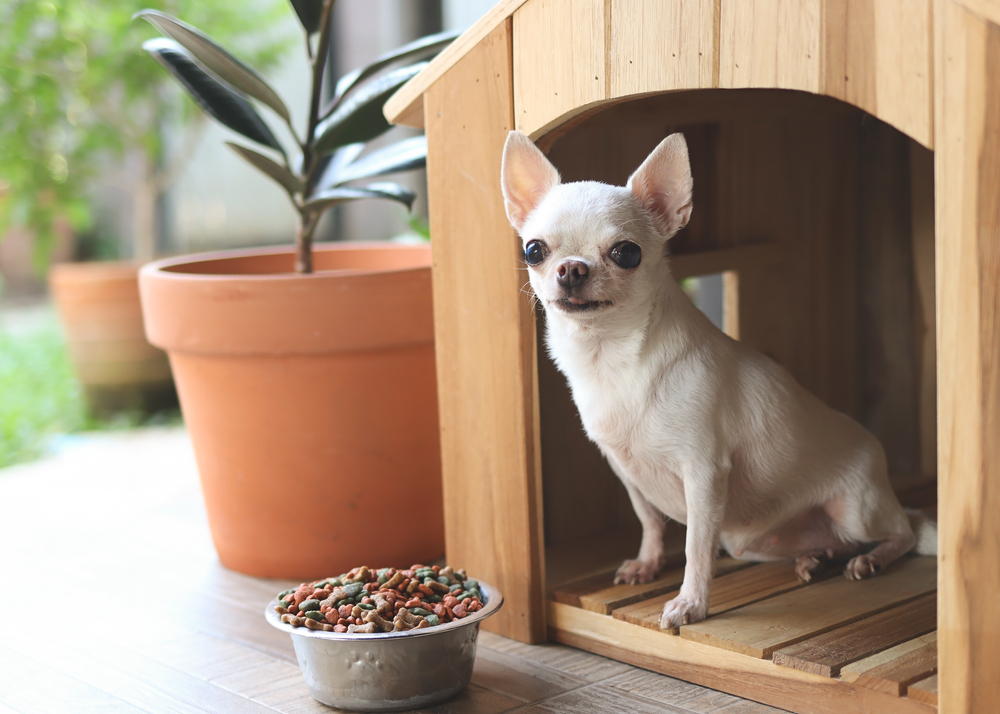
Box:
627, 133, 693, 237
501, 131, 561, 232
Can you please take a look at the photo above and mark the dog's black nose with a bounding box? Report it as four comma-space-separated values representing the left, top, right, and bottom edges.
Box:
556, 260, 588, 288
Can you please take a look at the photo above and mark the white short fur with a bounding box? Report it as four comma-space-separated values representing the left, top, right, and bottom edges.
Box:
500, 130, 937, 628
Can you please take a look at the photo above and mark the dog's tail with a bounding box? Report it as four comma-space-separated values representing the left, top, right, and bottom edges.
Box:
906, 509, 938, 556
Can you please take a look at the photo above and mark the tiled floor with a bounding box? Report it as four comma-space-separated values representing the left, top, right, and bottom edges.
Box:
0, 427, 784, 713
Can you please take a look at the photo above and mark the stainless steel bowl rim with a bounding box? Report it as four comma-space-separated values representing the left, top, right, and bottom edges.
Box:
264, 579, 503, 641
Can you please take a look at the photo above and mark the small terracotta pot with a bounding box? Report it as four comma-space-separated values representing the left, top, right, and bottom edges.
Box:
49, 261, 176, 415
139, 243, 443, 579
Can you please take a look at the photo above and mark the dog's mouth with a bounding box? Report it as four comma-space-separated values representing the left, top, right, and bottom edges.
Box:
553, 296, 612, 312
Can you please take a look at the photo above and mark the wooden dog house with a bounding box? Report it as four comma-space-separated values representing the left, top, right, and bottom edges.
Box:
385, 1, 999, 712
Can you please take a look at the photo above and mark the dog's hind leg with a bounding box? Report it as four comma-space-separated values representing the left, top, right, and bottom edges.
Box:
824, 491, 916, 581
615, 481, 668, 585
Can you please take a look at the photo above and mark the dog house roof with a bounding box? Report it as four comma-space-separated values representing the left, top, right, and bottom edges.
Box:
384, 0, 959, 148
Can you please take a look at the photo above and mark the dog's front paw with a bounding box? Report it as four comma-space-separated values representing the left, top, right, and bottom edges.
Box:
659, 596, 707, 628
614, 558, 661, 585
844, 554, 881, 580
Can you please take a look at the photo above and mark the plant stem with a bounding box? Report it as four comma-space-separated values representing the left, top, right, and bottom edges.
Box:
295, 210, 319, 273
295, 0, 337, 274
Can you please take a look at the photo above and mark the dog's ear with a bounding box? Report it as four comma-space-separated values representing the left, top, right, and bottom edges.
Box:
501, 131, 561, 232
627, 133, 693, 237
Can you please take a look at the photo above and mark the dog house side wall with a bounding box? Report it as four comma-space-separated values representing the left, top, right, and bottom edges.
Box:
935, 3, 1000, 711
422, 18, 548, 644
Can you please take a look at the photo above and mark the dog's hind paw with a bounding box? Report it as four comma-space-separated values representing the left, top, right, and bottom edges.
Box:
660, 596, 707, 628
844, 554, 881, 580
614, 558, 661, 585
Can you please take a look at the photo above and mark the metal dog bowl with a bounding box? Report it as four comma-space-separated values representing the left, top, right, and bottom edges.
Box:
265, 580, 503, 711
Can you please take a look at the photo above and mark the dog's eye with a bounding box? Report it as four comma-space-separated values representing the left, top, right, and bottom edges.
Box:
524, 240, 549, 266
610, 241, 642, 269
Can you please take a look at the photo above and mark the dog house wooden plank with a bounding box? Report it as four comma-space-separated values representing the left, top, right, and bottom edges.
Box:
551, 601, 937, 714
935, 3, 1000, 712
852, 638, 937, 696
907, 674, 938, 706
679, 556, 936, 658
840, 632, 937, 684
512, 0, 606, 138
423, 18, 547, 644
771, 593, 937, 677
607, 0, 718, 99
613, 561, 807, 632
578, 557, 751, 616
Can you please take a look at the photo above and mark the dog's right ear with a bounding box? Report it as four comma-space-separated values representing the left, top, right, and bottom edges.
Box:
501, 131, 561, 232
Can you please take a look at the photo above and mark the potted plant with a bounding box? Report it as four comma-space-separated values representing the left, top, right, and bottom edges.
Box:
136, 1, 457, 578
0, 0, 288, 415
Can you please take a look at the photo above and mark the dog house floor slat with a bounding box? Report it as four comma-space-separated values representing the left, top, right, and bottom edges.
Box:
577, 557, 751, 615
841, 633, 938, 695
678, 556, 937, 658
907, 674, 939, 705
771, 593, 937, 676
840, 632, 938, 683
612, 561, 808, 631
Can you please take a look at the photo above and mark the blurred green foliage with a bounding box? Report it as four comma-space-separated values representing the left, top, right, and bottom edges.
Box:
0, 315, 84, 467
0, 0, 291, 270
0, 312, 182, 469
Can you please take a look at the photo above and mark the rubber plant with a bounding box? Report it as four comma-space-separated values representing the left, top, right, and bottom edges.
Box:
136, 0, 456, 272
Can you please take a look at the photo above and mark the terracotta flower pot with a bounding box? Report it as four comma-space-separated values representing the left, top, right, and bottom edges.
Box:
49, 261, 176, 415
138, 242, 443, 579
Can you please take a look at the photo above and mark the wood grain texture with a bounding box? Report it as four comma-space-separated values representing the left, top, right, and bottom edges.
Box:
909, 674, 939, 706
513, 0, 607, 137
577, 558, 750, 615
607, 0, 719, 98
613, 561, 807, 632
935, 2, 1000, 712
424, 19, 547, 644
841, 632, 938, 683
854, 639, 938, 696
680, 556, 937, 658
772, 593, 937, 677
549, 602, 938, 714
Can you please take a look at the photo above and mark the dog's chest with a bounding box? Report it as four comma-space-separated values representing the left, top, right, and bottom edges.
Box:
555, 341, 690, 521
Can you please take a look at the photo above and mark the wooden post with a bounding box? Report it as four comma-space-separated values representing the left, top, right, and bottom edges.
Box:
423, 18, 547, 643
936, 1, 1000, 711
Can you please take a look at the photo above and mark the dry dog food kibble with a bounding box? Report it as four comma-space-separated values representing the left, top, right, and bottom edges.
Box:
274, 564, 484, 633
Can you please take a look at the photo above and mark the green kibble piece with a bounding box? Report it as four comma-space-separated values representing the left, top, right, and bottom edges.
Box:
463, 579, 479, 590
449, 583, 463, 592
278, 599, 291, 608
458, 593, 472, 602
279, 589, 295, 598
299, 599, 321, 611
468, 588, 481, 600
329, 578, 344, 588
342, 582, 363, 598
358, 603, 375, 610
378, 573, 388, 585
428, 594, 443, 603
424, 614, 441, 626
409, 607, 431, 617
437, 576, 450, 585
304, 611, 324, 621
415, 569, 435, 579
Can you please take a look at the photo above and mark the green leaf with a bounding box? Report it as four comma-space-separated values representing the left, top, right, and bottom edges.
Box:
313, 62, 427, 156
313, 142, 365, 192
287, 0, 325, 34
302, 182, 417, 215
135, 10, 291, 125
323, 135, 426, 187
143, 39, 285, 158
226, 142, 303, 195
326, 30, 459, 116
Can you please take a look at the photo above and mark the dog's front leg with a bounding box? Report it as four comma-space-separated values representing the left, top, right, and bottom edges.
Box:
615, 481, 668, 584
660, 474, 725, 628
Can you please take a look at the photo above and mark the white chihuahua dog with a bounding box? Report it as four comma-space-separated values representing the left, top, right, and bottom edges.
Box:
500, 131, 936, 628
